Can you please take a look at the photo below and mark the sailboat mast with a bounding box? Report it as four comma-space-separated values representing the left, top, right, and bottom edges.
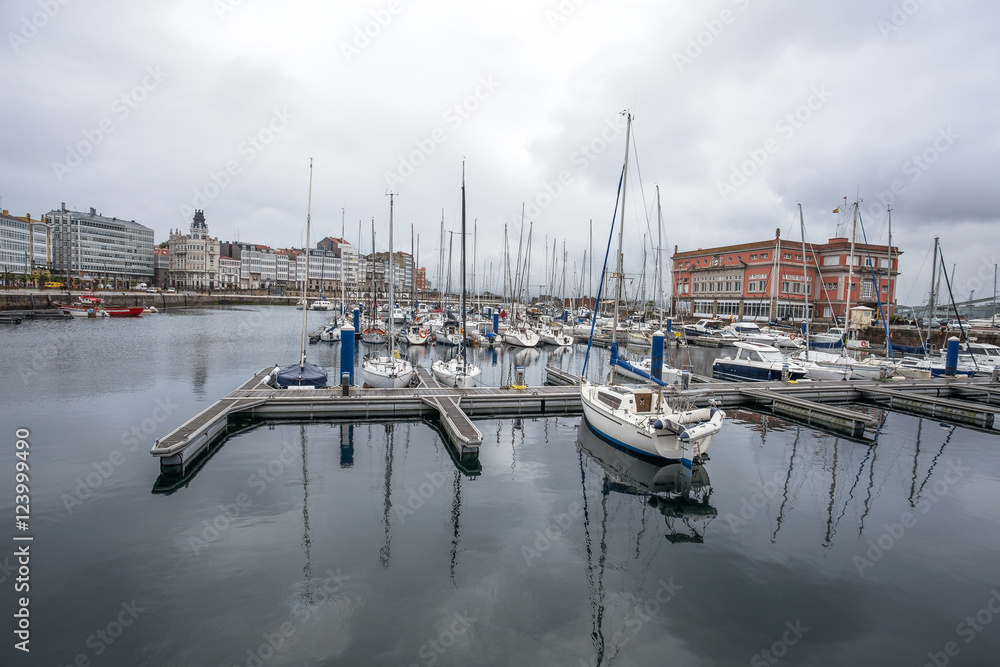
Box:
798, 203, 809, 360
460, 162, 467, 368
886, 206, 893, 326
611, 112, 632, 354
925, 236, 938, 349
388, 192, 396, 360
656, 185, 664, 324
299, 158, 313, 369
844, 202, 857, 329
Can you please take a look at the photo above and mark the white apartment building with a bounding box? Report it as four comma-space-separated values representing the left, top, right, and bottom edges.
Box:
168, 210, 220, 289
45, 203, 153, 287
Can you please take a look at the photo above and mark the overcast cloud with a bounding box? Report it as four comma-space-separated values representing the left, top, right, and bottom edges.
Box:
2, 0, 998, 304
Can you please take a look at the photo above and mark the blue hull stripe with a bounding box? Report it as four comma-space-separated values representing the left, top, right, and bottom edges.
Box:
585, 418, 689, 465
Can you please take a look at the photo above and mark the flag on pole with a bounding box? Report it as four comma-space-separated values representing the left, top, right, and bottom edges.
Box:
832, 207, 840, 213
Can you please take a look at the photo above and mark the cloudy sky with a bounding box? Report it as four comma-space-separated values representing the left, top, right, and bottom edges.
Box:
3, 0, 998, 304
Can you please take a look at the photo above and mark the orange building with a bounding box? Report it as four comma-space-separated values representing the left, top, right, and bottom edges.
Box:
671, 229, 899, 322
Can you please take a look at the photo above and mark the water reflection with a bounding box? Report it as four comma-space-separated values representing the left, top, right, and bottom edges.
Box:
576, 417, 716, 539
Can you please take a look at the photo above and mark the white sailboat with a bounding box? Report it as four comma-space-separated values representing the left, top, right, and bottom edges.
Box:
433, 162, 482, 388
580, 113, 724, 463
361, 193, 414, 389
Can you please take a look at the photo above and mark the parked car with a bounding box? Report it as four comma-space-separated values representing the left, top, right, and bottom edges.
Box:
166, 287, 176, 293
146, 288, 158, 293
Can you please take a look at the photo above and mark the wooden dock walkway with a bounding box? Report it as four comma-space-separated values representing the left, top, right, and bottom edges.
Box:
151, 365, 1000, 474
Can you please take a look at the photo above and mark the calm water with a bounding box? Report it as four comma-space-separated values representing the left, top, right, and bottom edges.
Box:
1, 306, 999, 666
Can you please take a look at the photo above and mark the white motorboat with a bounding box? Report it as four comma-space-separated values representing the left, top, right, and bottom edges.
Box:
309, 298, 336, 311
682, 318, 727, 338
712, 342, 808, 382
389, 306, 407, 326
793, 349, 895, 380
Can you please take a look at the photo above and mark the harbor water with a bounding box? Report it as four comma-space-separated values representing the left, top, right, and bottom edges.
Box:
1, 306, 999, 666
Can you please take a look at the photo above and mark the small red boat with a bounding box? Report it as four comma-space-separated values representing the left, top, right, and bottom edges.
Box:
54, 294, 144, 318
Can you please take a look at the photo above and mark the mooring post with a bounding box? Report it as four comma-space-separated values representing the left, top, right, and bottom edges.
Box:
353, 308, 360, 333
682, 370, 691, 390
493, 312, 499, 334
781, 363, 789, 382
651, 330, 664, 380
341, 323, 355, 385
945, 336, 959, 376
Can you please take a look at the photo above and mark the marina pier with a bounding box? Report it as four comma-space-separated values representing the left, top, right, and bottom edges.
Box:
151, 365, 1000, 473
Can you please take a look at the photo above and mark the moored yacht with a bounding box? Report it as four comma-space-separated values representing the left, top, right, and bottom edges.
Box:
712, 341, 808, 382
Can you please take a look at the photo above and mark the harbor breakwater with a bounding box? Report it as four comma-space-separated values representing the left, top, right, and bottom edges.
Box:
0, 291, 299, 311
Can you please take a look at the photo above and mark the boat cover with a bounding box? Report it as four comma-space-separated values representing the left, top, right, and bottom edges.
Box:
610, 343, 670, 387
890, 342, 925, 355
276, 361, 328, 388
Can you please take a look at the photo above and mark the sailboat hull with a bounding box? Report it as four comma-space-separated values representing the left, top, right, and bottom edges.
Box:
431, 358, 481, 388
579, 381, 723, 462
360, 357, 414, 389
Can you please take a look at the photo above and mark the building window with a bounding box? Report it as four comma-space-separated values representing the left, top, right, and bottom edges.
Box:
760, 253, 768, 259
784, 253, 792, 259
749, 254, 757, 260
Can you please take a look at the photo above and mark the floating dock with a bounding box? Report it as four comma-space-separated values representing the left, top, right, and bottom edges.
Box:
151, 365, 1000, 474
